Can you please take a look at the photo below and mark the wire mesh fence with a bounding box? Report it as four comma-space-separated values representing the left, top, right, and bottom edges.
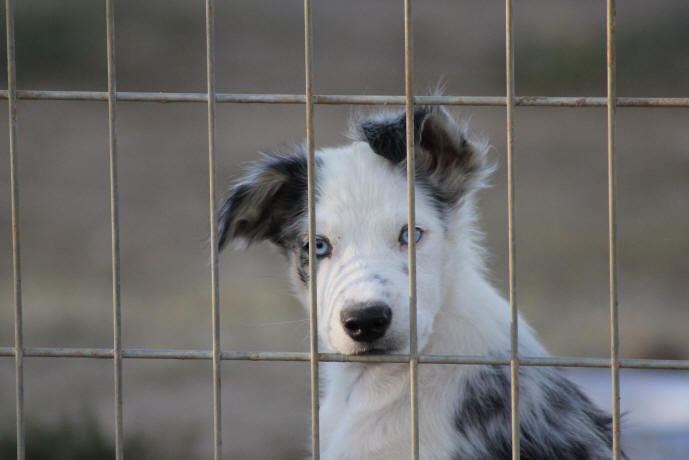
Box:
3, 1, 688, 459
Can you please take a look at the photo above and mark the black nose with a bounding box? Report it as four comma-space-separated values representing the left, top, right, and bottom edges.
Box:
340, 304, 392, 343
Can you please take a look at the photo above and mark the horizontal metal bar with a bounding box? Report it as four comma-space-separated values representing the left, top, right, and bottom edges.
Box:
0, 347, 499, 363
1, 347, 688, 369
0, 90, 687, 107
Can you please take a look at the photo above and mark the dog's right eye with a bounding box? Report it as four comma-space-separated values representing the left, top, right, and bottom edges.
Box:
303, 236, 332, 258
399, 225, 423, 246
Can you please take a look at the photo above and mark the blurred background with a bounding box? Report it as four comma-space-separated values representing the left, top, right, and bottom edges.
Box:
0, 0, 687, 458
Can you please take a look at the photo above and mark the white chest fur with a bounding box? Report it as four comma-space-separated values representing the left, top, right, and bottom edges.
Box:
318, 362, 466, 460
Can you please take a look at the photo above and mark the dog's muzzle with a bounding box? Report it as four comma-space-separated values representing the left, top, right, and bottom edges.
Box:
340, 303, 392, 343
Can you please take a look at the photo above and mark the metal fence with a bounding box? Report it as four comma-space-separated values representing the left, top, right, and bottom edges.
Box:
3, 1, 689, 460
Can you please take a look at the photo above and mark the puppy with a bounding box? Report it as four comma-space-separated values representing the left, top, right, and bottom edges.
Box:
218, 107, 616, 459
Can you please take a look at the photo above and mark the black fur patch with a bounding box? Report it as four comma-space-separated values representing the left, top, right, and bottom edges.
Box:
217, 145, 315, 250
360, 108, 430, 164
454, 366, 617, 460
358, 107, 484, 206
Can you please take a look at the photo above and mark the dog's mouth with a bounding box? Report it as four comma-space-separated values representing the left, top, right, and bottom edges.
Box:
351, 348, 389, 356
345, 335, 404, 356
349, 341, 402, 356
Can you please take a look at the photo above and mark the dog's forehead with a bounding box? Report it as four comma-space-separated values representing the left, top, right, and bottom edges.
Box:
315, 142, 436, 232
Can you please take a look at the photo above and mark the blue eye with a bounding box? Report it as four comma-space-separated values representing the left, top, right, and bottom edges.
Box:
315, 237, 331, 257
399, 226, 423, 245
304, 236, 332, 258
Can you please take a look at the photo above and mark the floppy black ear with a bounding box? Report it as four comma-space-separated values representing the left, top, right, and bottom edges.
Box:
359, 107, 489, 204
217, 146, 309, 250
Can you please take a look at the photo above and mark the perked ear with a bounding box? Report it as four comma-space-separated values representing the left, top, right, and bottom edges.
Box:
217, 146, 309, 250
359, 107, 490, 204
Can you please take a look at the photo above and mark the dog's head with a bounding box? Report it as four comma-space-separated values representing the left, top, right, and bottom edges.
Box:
218, 107, 491, 355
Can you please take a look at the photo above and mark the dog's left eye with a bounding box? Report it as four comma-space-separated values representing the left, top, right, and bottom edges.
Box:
303, 236, 332, 258
399, 225, 423, 245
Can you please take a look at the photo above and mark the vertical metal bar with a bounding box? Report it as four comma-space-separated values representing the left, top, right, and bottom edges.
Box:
104, 1, 124, 459
303, 1, 320, 458
606, 1, 621, 458
505, 0, 520, 459
5, 1, 24, 459
204, 0, 222, 458
403, 1, 419, 459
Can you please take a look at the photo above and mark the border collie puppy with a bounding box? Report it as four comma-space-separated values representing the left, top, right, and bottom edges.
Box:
217, 107, 616, 459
